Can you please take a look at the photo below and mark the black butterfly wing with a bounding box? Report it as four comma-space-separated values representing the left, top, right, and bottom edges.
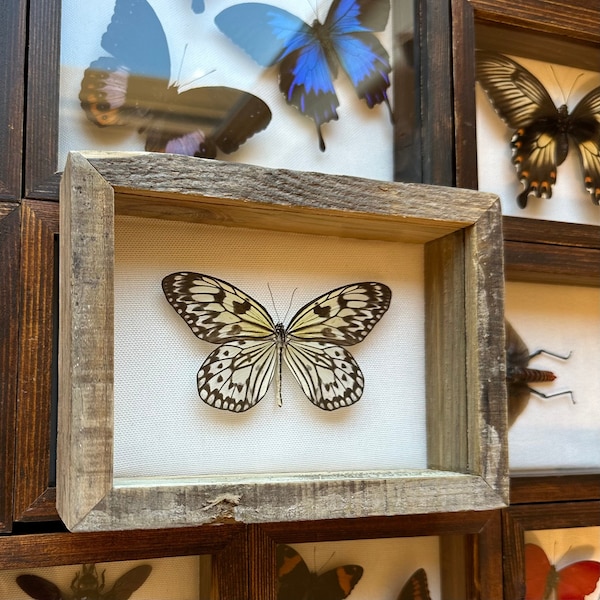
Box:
143, 86, 272, 157
103, 565, 152, 600
80, 0, 171, 128
569, 85, 600, 205
16, 575, 64, 600
397, 568, 432, 600
276, 544, 363, 600
476, 51, 566, 207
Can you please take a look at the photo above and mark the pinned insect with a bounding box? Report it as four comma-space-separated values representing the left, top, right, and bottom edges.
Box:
16, 563, 152, 600
505, 320, 573, 427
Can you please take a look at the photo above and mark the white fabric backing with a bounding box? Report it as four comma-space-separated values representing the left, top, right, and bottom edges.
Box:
113, 215, 426, 478
507, 281, 600, 471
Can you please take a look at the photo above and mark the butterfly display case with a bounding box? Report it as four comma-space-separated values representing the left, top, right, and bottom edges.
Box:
23, 0, 432, 201
502, 498, 600, 600
451, 0, 600, 288
250, 512, 503, 600
0, 524, 247, 599
57, 151, 506, 531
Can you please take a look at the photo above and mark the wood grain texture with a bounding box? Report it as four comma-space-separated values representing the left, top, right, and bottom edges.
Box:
253, 511, 504, 600
502, 501, 600, 600
0, 202, 20, 532
0, 0, 27, 200
510, 472, 600, 504
57, 152, 507, 531
24, 0, 61, 199
15, 200, 60, 522
0, 524, 246, 600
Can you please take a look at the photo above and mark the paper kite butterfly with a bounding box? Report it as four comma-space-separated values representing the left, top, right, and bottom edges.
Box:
79, 0, 271, 157
215, 0, 393, 151
276, 544, 363, 600
397, 568, 432, 600
505, 320, 573, 427
476, 51, 600, 208
16, 563, 152, 600
162, 273, 391, 412
525, 543, 600, 600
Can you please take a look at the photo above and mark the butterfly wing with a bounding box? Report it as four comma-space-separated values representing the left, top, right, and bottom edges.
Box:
103, 565, 153, 600
284, 282, 391, 410
80, 0, 170, 128
143, 86, 272, 157
569, 86, 600, 205
525, 544, 554, 600
324, 0, 392, 110
505, 320, 532, 426
277, 544, 312, 600
162, 272, 277, 411
476, 51, 566, 208
397, 569, 432, 600
556, 560, 600, 600
312, 565, 364, 600
16, 575, 64, 600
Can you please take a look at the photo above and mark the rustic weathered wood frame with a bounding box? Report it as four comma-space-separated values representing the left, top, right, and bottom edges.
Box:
0, 202, 21, 532
250, 511, 504, 600
0, 523, 247, 600
57, 151, 507, 531
502, 500, 600, 600
451, 0, 600, 287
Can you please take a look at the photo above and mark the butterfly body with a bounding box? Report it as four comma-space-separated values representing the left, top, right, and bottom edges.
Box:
80, 0, 271, 157
162, 273, 391, 412
215, 0, 392, 151
277, 544, 363, 600
505, 320, 572, 427
476, 51, 600, 207
525, 543, 600, 600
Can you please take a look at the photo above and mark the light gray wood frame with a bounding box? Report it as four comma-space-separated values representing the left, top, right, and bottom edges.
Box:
58, 151, 508, 531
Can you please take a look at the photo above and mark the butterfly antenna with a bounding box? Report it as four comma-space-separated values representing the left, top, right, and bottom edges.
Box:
529, 387, 575, 405
528, 348, 572, 361
564, 72, 584, 105
282, 287, 298, 324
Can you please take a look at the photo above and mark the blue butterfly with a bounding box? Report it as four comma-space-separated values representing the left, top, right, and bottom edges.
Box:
192, 0, 205, 13
215, 0, 392, 151
80, 0, 271, 157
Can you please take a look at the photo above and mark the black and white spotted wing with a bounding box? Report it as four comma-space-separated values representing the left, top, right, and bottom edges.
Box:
161, 273, 391, 412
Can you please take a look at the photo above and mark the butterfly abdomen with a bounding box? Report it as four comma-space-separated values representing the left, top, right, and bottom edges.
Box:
507, 366, 557, 384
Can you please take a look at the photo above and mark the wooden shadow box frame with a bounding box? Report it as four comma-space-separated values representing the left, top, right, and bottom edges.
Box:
502, 499, 600, 600
0, 523, 247, 600
57, 151, 507, 531
250, 511, 504, 600
451, 0, 600, 288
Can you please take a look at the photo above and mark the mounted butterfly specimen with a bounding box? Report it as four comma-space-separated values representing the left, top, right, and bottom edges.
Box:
505, 320, 573, 427
80, 0, 272, 158
16, 563, 152, 600
162, 272, 391, 412
525, 543, 600, 600
215, 0, 393, 152
476, 51, 600, 208
397, 568, 432, 600
276, 544, 363, 600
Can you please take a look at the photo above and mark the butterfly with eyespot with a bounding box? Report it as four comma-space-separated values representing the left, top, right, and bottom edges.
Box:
16, 563, 152, 600
525, 543, 600, 600
162, 273, 391, 412
80, 0, 271, 158
277, 544, 363, 600
505, 320, 573, 427
396, 568, 432, 600
476, 51, 600, 208
215, 0, 393, 152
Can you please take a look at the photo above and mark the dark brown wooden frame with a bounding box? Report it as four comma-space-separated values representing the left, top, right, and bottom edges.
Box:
0, 202, 21, 532
451, 0, 600, 287
0, 1, 27, 201
510, 472, 600, 505
23, 0, 459, 200
0, 524, 248, 600
250, 511, 503, 600
502, 500, 600, 600
13, 200, 60, 523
